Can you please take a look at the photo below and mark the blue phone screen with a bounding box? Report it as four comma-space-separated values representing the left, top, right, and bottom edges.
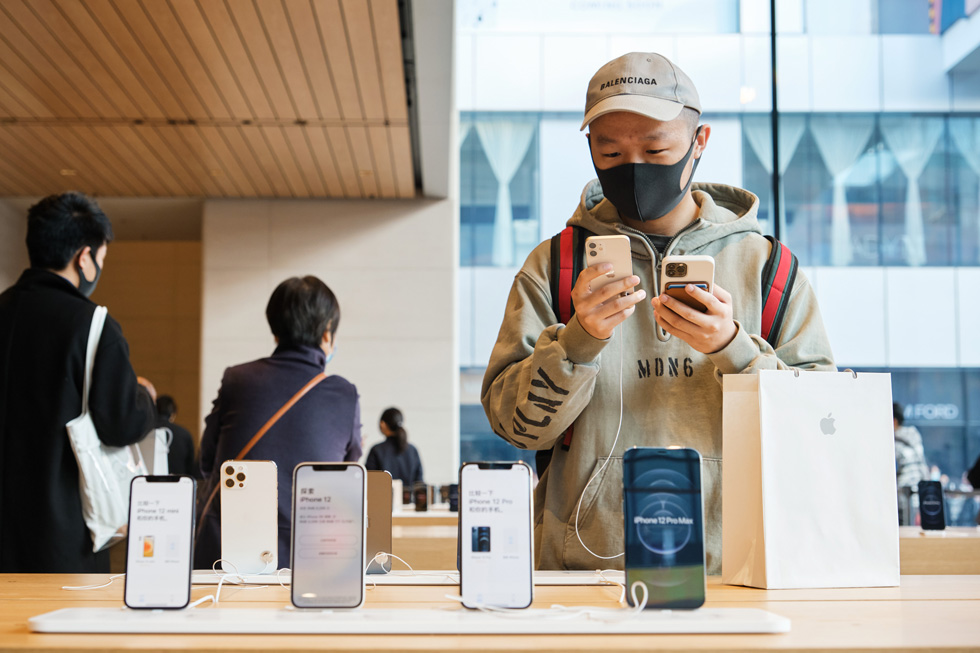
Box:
622, 447, 705, 609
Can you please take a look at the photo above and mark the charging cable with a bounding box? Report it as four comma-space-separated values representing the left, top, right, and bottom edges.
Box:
62, 574, 125, 591
573, 322, 626, 560
363, 552, 457, 589
445, 580, 648, 620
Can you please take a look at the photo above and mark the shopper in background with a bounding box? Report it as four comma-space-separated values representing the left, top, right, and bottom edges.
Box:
194, 276, 361, 569
365, 407, 424, 487
0, 192, 156, 573
155, 395, 198, 478
894, 402, 929, 490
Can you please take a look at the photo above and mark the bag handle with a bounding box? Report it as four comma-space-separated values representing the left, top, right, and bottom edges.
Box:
80, 307, 108, 416
196, 371, 329, 536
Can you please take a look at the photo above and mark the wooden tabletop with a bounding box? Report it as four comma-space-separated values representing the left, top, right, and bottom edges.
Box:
1, 574, 978, 652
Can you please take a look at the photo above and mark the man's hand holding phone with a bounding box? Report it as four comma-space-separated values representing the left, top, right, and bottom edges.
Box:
571, 264, 645, 340
652, 283, 737, 354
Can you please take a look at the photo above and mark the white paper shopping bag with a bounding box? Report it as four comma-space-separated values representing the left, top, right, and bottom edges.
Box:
722, 370, 900, 589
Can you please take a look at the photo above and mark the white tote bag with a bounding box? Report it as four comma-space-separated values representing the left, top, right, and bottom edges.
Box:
66, 306, 148, 552
137, 427, 172, 476
722, 370, 900, 589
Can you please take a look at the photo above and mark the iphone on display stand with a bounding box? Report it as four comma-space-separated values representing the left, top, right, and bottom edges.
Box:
124, 475, 196, 609
918, 480, 946, 531
660, 255, 715, 312
459, 462, 533, 609
220, 460, 278, 574
366, 470, 392, 574
622, 447, 706, 609
291, 463, 366, 609
584, 235, 634, 294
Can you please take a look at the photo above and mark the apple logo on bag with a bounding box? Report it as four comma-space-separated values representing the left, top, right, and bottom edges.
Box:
820, 413, 836, 435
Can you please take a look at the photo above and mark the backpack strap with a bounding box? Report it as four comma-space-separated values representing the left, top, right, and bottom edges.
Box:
760, 235, 799, 346
549, 226, 591, 324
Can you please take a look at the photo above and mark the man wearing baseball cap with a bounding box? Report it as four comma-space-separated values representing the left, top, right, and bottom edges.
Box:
482, 53, 835, 573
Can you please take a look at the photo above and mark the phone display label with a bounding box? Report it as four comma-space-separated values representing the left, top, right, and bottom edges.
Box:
291, 464, 365, 609
124, 476, 195, 609
623, 447, 705, 609
460, 462, 533, 609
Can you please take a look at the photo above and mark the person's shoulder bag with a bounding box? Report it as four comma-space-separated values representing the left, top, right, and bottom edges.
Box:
66, 306, 149, 552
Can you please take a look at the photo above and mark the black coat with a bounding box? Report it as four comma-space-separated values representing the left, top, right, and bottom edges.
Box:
365, 438, 424, 487
0, 269, 155, 572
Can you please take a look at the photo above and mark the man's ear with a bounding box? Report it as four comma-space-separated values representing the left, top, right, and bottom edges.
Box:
694, 124, 711, 159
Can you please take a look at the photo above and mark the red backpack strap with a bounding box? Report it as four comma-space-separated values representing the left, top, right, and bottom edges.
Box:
760, 235, 798, 346
549, 226, 590, 324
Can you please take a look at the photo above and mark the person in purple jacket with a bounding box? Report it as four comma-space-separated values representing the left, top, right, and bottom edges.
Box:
194, 276, 362, 569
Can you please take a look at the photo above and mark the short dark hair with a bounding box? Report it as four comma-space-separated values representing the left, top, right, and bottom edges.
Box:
679, 107, 700, 139
893, 402, 904, 426
157, 395, 177, 419
26, 192, 113, 270
266, 276, 340, 349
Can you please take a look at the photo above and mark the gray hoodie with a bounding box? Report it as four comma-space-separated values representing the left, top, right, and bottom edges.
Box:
481, 180, 835, 574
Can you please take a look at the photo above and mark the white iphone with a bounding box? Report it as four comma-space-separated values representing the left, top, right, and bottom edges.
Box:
660, 255, 715, 312
291, 463, 366, 609
220, 460, 278, 574
459, 462, 534, 609
585, 235, 633, 293
124, 475, 196, 609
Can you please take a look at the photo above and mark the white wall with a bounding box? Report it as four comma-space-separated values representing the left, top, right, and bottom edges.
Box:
0, 200, 28, 289
201, 198, 459, 484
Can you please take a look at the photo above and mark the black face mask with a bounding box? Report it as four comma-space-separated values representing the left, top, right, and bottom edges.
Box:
75, 255, 102, 298
594, 127, 703, 223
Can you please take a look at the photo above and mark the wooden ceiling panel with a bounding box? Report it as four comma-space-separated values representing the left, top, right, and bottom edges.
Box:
166, 0, 252, 119
252, 125, 306, 197
368, 125, 396, 198
314, 0, 363, 121
166, 126, 235, 197
0, 20, 82, 117
48, 0, 166, 119
247, 0, 314, 119
370, 0, 408, 122
281, 125, 327, 196
342, 0, 385, 122
345, 126, 379, 198
326, 126, 361, 198
304, 127, 345, 197
0, 0, 416, 199
191, 125, 259, 197
390, 125, 416, 199
6, 0, 135, 118
282, 0, 341, 120
195, 0, 276, 120
110, 0, 210, 119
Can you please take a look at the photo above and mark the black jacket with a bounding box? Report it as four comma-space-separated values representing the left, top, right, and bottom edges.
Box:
365, 438, 424, 487
0, 269, 155, 572
155, 418, 198, 478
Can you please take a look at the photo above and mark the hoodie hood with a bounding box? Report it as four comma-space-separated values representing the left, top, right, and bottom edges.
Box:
570, 179, 762, 256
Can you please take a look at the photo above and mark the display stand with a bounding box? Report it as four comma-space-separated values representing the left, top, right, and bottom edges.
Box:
29, 606, 790, 635
190, 569, 626, 586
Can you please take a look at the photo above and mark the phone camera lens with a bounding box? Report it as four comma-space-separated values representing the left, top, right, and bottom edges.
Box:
677, 263, 687, 275
236, 472, 246, 482
588, 243, 596, 249
589, 251, 597, 257
225, 478, 234, 488
224, 465, 234, 475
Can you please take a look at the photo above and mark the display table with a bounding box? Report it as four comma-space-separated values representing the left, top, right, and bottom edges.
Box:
391, 507, 458, 527
899, 527, 980, 575
1, 574, 978, 651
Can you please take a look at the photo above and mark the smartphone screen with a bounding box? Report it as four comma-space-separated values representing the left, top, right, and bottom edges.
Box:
291, 463, 365, 609
623, 447, 705, 609
124, 476, 196, 609
459, 462, 533, 609
918, 480, 946, 530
